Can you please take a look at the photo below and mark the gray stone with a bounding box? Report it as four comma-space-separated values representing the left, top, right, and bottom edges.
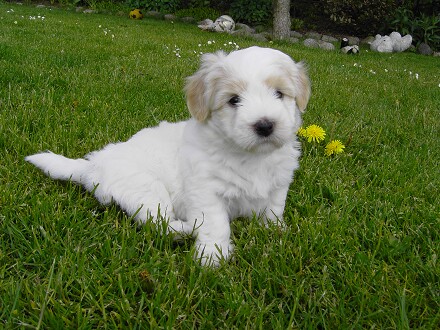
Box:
347, 36, 360, 45
252, 33, 269, 42
303, 38, 320, 48
290, 31, 303, 38
321, 35, 338, 43
146, 11, 162, 18
289, 37, 300, 43
164, 14, 176, 21
83, 9, 96, 14
318, 40, 335, 51
235, 23, 255, 34
180, 16, 195, 23
230, 28, 253, 37
434, 52, 440, 57
418, 42, 433, 55
304, 38, 335, 51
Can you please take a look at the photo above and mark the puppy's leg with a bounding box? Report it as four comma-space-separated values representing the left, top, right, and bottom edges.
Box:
102, 177, 175, 225
260, 187, 289, 228
186, 204, 233, 267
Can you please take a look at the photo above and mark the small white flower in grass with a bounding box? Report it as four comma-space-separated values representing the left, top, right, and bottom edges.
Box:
198, 43, 202, 47
415, 73, 419, 80
207, 40, 212, 45
14, 20, 17, 24
384, 69, 388, 72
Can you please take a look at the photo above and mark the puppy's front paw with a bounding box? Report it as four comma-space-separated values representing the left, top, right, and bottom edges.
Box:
262, 215, 287, 229
194, 240, 234, 267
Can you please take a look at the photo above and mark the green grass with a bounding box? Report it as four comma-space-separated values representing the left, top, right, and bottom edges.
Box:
1, 3, 439, 329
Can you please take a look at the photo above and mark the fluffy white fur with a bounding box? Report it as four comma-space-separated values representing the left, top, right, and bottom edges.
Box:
26, 46, 311, 266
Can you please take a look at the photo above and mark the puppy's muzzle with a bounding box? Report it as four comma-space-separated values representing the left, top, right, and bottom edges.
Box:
253, 119, 275, 137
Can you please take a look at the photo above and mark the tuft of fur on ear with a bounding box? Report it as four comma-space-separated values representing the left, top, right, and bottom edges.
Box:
294, 62, 311, 112
185, 51, 226, 122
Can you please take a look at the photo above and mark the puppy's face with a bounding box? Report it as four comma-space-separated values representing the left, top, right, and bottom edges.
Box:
185, 46, 311, 152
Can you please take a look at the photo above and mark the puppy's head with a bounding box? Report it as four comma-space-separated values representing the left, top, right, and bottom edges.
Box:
185, 46, 311, 152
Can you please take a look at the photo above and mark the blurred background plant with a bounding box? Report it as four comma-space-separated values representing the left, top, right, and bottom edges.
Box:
127, 0, 181, 13
412, 14, 440, 49
229, 0, 272, 26
390, 1, 439, 50
390, 7, 415, 35
174, 7, 220, 21
28, 0, 440, 50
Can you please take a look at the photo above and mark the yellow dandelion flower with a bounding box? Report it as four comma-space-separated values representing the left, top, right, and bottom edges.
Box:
305, 124, 326, 143
297, 126, 307, 138
325, 140, 345, 156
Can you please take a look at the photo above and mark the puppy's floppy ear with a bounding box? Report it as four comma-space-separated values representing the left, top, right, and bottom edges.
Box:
294, 62, 311, 112
185, 51, 226, 122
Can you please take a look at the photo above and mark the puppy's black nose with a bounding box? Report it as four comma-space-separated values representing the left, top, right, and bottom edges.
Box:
254, 119, 275, 137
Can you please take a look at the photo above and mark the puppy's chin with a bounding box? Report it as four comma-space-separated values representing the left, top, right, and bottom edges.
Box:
247, 140, 282, 154
234, 133, 288, 154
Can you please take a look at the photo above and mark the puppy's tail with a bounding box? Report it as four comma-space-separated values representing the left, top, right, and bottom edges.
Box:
25, 151, 90, 184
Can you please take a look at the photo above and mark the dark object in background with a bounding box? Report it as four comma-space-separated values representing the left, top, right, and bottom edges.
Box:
340, 38, 360, 54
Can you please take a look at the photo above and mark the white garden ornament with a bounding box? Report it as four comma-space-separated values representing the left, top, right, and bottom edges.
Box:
370, 32, 412, 53
198, 15, 235, 33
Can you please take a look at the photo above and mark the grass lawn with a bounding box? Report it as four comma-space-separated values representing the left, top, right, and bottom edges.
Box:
1, 3, 439, 329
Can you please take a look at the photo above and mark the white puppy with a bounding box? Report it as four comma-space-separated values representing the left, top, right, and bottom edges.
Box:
26, 46, 311, 266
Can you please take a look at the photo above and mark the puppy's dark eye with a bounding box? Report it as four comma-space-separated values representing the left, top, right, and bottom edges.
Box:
275, 90, 284, 99
228, 95, 241, 107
